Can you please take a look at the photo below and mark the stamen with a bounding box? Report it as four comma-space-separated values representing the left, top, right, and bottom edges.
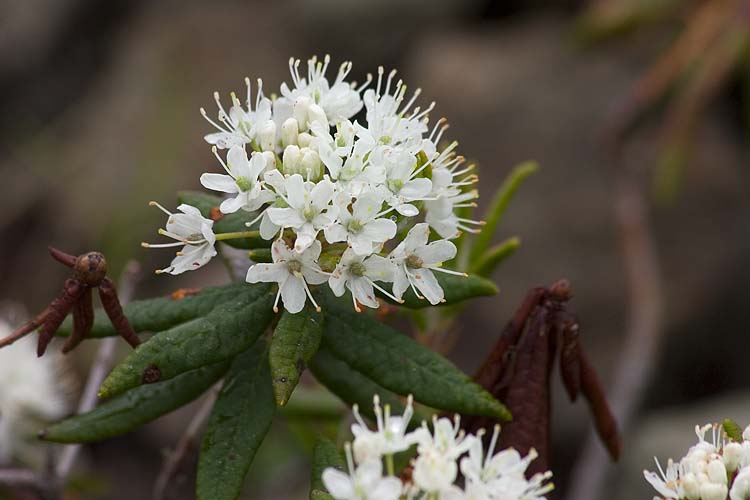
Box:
367, 278, 403, 303
141, 241, 183, 249
211, 146, 233, 176
200, 107, 231, 133
431, 267, 468, 277
352, 292, 361, 313
301, 278, 322, 312
148, 201, 172, 216
273, 286, 282, 313
245, 77, 252, 107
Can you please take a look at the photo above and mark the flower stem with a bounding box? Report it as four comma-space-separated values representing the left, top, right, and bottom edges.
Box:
215, 230, 261, 241
386, 453, 395, 476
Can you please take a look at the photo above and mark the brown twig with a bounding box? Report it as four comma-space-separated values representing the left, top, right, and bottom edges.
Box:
152, 384, 222, 500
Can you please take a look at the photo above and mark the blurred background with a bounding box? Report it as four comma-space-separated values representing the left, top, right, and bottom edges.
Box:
0, 0, 748, 498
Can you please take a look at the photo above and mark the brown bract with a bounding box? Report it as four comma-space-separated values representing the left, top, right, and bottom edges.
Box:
463, 279, 621, 476
0, 247, 141, 356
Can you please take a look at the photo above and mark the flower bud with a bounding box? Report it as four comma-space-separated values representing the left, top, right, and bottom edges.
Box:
281, 118, 298, 147
724, 442, 743, 471
681, 473, 701, 500
307, 103, 328, 128
282, 145, 302, 176
699, 482, 727, 500
298, 132, 313, 148
730, 468, 750, 500
293, 96, 312, 130
261, 151, 276, 171
257, 120, 277, 152
707, 458, 727, 484
300, 149, 322, 182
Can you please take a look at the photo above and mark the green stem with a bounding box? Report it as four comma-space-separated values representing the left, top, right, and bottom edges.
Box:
385, 454, 395, 476
215, 230, 261, 241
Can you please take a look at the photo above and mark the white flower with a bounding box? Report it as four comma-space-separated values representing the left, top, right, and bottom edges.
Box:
731, 466, 750, 500
200, 145, 275, 214
412, 415, 476, 494
266, 174, 337, 252
425, 191, 482, 239
143, 202, 217, 275
390, 223, 461, 305
324, 194, 396, 255
377, 147, 432, 216
328, 249, 399, 312
245, 239, 327, 313
322, 445, 401, 500
201, 78, 272, 149
276, 56, 366, 129
350, 395, 419, 463
0, 319, 70, 464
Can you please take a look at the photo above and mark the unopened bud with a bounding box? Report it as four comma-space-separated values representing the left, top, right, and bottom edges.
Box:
261, 151, 276, 171
282, 145, 302, 176
293, 96, 312, 130
257, 120, 277, 152
723, 442, 742, 471
298, 132, 313, 148
307, 103, 328, 128
281, 118, 299, 147
300, 149, 322, 182
706, 459, 727, 484
699, 482, 727, 500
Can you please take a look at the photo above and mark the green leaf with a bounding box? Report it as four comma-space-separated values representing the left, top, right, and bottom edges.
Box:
379, 272, 498, 308
309, 438, 345, 500
319, 291, 510, 420
178, 190, 268, 249
723, 418, 743, 442
471, 236, 520, 277
269, 305, 324, 406
309, 344, 407, 420
40, 361, 228, 443
196, 342, 275, 500
99, 284, 274, 399
56, 282, 254, 339
469, 161, 537, 263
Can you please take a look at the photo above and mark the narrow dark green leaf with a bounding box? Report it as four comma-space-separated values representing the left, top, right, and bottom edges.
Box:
178, 191, 268, 249
99, 285, 274, 399
269, 305, 324, 406
309, 438, 345, 500
378, 272, 498, 308
196, 342, 275, 500
471, 236, 521, 277
309, 344, 407, 420
469, 161, 537, 262
40, 361, 228, 443
319, 291, 510, 420
723, 418, 743, 442
56, 282, 254, 339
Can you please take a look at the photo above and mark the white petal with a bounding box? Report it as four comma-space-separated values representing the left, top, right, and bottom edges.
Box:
328, 271, 347, 297
364, 255, 395, 282
361, 218, 397, 243
226, 145, 250, 177
415, 240, 457, 266
411, 268, 443, 305
349, 278, 378, 309
399, 178, 432, 200
200, 173, 239, 194
403, 223, 430, 252
324, 223, 349, 244
245, 263, 288, 284
267, 207, 305, 228
322, 469, 354, 499
219, 195, 248, 214
284, 174, 307, 209
280, 275, 307, 313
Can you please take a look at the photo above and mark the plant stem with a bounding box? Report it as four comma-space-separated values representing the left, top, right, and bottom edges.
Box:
386, 454, 395, 476
215, 230, 260, 241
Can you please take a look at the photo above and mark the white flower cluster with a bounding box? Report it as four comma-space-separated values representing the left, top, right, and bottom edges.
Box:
144, 56, 481, 313
644, 423, 750, 500
0, 318, 70, 465
322, 395, 553, 500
